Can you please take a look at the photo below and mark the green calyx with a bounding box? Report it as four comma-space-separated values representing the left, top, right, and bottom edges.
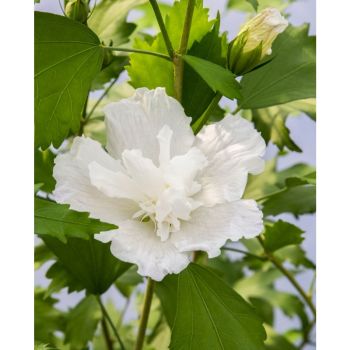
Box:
65, 0, 90, 24
227, 30, 263, 76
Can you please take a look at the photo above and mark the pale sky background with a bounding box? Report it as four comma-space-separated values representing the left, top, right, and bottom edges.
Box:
35, 0, 316, 348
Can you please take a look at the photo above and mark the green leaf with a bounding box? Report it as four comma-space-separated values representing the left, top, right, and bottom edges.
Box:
249, 297, 274, 325
265, 326, 299, 350
88, 0, 146, 46
182, 16, 228, 122
265, 291, 308, 328
35, 12, 103, 148
263, 220, 304, 253
35, 243, 54, 270
227, 0, 294, 13
251, 108, 301, 152
34, 344, 50, 350
45, 261, 85, 297
155, 273, 179, 327
183, 55, 242, 100
206, 255, 245, 286
244, 160, 315, 201
234, 269, 309, 328
91, 55, 129, 91
262, 182, 316, 217
34, 197, 116, 243
41, 234, 130, 294
127, 0, 214, 97
34, 149, 56, 193
134, 2, 172, 32
64, 295, 102, 350
275, 245, 315, 269
234, 269, 283, 297
239, 25, 315, 109
246, 0, 259, 11
115, 265, 143, 297
35, 289, 66, 345
169, 264, 266, 350
273, 98, 316, 121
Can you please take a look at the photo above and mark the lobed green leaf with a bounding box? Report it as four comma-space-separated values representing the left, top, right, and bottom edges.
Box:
34, 12, 103, 148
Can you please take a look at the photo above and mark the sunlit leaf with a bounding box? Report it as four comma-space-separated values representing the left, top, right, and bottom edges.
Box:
88, 0, 146, 46
127, 0, 214, 96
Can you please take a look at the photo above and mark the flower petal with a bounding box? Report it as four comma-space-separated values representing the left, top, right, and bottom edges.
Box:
122, 149, 164, 198
88, 161, 146, 202
195, 115, 266, 205
104, 88, 194, 164
53, 137, 138, 225
172, 200, 263, 258
95, 221, 191, 281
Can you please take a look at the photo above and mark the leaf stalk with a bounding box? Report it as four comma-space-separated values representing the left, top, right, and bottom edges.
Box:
96, 296, 126, 350
192, 93, 222, 134
134, 278, 155, 350
104, 46, 172, 61
257, 236, 316, 317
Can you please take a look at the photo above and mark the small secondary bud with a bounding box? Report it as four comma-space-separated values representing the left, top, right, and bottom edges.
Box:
228, 8, 288, 75
65, 0, 90, 24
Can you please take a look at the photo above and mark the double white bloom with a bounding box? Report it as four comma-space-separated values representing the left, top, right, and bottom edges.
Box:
53, 88, 265, 281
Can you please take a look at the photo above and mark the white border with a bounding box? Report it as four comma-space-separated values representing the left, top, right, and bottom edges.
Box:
0, 1, 34, 348
0, 0, 349, 348
317, 0, 350, 349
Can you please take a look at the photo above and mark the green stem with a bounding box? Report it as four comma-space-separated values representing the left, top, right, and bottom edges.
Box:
173, 0, 196, 102
96, 296, 126, 350
104, 46, 172, 61
149, 0, 174, 58
101, 316, 114, 350
308, 271, 316, 298
298, 318, 316, 350
222, 246, 267, 261
192, 93, 222, 134
257, 236, 317, 317
134, 278, 155, 350
78, 94, 89, 135
84, 77, 118, 123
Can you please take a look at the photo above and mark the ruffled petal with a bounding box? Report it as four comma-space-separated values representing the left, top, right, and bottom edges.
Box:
195, 115, 266, 206
53, 137, 138, 225
95, 221, 191, 281
88, 161, 146, 202
104, 88, 194, 164
172, 200, 263, 258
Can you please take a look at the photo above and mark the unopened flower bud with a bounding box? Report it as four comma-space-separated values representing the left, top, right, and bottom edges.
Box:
228, 8, 288, 75
65, 0, 89, 24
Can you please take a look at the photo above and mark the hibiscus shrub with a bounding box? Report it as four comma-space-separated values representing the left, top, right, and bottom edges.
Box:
34, 0, 316, 350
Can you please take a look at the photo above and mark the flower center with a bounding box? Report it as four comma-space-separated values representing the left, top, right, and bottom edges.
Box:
123, 125, 208, 242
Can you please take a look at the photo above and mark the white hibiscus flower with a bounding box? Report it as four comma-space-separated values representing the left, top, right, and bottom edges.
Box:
53, 87, 265, 281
